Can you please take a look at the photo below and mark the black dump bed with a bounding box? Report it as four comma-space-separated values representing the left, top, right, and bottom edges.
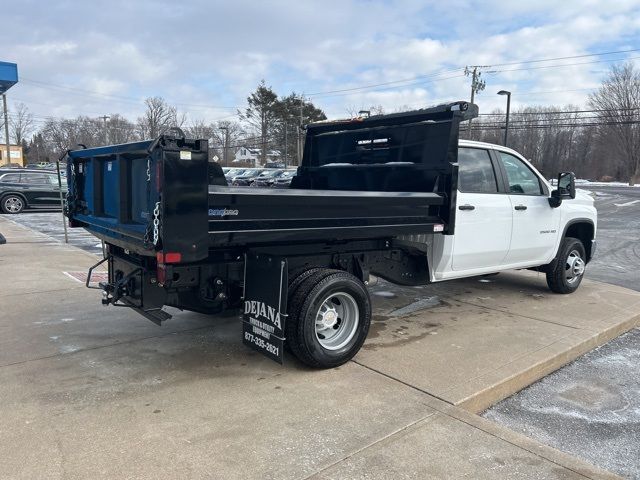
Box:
66, 101, 477, 262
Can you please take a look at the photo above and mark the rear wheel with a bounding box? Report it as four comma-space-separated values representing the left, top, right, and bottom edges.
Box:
286, 269, 371, 368
1, 195, 25, 214
546, 237, 586, 294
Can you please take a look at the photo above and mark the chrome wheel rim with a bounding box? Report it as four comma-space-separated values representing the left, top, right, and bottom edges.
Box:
4, 197, 22, 213
565, 249, 585, 284
315, 292, 359, 350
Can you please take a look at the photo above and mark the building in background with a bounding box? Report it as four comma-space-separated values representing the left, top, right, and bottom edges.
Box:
0, 144, 24, 166
233, 147, 281, 166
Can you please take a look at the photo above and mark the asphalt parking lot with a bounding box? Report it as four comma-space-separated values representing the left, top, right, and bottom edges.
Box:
582, 185, 640, 292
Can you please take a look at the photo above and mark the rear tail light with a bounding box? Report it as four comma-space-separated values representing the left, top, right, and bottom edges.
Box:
156, 252, 182, 264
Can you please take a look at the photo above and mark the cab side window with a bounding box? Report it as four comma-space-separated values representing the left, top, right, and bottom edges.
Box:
457, 148, 498, 193
498, 152, 543, 195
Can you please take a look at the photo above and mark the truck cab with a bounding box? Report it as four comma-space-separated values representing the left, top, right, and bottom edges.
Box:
430, 140, 596, 290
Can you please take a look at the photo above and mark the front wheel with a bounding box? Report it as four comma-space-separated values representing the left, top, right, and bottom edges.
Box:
286, 269, 371, 368
546, 237, 586, 294
1, 195, 25, 214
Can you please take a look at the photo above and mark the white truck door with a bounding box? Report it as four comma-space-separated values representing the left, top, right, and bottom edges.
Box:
496, 151, 561, 265
451, 147, 512, 271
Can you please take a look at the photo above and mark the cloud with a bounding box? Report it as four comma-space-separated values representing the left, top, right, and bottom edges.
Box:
1, 0, 639, 123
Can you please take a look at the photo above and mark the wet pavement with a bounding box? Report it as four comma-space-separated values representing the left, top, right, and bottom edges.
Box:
584, 185, 640, 292
484, 185, 640, 479
484, 328, 640, 479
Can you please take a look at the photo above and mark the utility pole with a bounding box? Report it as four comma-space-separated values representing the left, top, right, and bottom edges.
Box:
497, 90, 511, 147
297, 94, 304, 165
2, 94, 10, 166
283, 122, 288, 167
219, 126, 229, 166
100, 115, 110, 144
464, 66, 486, 138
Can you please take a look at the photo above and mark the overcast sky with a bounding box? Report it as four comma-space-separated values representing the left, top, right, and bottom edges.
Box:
2, 0, 640, 127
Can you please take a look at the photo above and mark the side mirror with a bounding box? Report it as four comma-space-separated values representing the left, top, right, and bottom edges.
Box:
548, 172, 576, 208
558, 172, 576, 199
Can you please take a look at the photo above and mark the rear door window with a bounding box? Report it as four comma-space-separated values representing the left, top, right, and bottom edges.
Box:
457, 148, 498, 193
22, 173, 51, 184
0, 173, 22, 183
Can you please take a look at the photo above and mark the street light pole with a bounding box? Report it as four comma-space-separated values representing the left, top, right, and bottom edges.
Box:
100, 115, 110, 144
2, 94, 10, 166
283, 122, 288, 167
497, 90, 511, 147
219, 126, 229, 166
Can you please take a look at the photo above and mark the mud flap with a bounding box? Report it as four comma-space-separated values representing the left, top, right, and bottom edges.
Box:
242, 253, 288, 364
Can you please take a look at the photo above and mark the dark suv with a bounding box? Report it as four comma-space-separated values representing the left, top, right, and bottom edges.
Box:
0, 169, 66, 214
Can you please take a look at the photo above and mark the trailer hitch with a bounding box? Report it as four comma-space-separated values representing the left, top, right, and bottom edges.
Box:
85, 256, 172, 325
102, 268, 142, 306
86, 256, 140, 306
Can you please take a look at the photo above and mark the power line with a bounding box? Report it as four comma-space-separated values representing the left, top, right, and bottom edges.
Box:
309, 73, 466, 99
487, 55, 640, 74
306, 68, 462, 96
478, 48, 640, 68
478, 107, 640, 116
462, 119, 640, 131
20, 78, 241, 110
307, 48, 640, 97
18, 48, 638, 108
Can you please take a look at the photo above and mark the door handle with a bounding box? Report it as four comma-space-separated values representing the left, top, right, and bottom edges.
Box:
514, 205, 527, 211
458, 204, 475, 211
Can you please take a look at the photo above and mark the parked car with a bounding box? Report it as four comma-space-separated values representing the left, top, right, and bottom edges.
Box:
272, 169, 297, 188
24, 162, 56, 170
250, 169, 285, 187
223, 168, 244, 181
231, 168, 264, 186
0, 169, 66, 214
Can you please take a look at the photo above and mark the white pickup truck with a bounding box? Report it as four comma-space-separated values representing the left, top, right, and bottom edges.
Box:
69, 102, 597, 368
425, 139, 596, 294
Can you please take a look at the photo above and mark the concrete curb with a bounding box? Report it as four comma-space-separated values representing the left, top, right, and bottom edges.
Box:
421, 396, 624, 480
457, 313, 640, 414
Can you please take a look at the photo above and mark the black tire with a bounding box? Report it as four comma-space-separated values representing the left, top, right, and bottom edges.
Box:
282, 267, 323, 353
286, 269, 371, 368
1, 194, 25, 214
546, 237, 586, 294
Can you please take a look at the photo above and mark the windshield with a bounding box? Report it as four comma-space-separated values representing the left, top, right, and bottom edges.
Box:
237, 169, 261, 177
259, 170, 282, 177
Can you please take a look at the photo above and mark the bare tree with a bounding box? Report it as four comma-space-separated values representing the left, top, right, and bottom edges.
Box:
9, 103, 34, 145
589, 63, 640, 184
211, 120, 245, 165
186, 118, 215, 141
106, 114, 138, 144
137, 97, 183, 139
41, 116, 105, 154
